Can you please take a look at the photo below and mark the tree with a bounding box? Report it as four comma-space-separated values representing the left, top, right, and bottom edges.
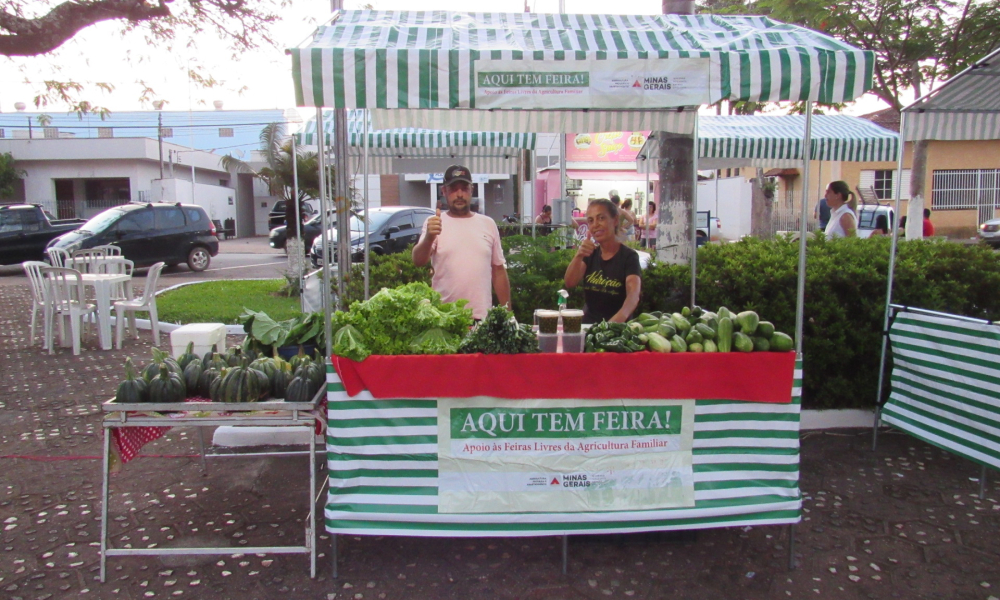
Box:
1, 0, 282, 112
0, 152, 26, 199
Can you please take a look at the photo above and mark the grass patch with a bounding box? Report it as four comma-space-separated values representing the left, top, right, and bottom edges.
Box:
156, 280, 301, 325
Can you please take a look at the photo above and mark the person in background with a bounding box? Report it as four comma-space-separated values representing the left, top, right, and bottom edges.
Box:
412, 164, 511, 320
535, 205, 552, 225
814, 196, 831, 230
564, 199, 642, 324
620, 198, 637, 243
610, 193, 636, 244
640, 201, 658, 249
923, 208, 935, 237
823, 180, 857, 238
869, 213, 890, 237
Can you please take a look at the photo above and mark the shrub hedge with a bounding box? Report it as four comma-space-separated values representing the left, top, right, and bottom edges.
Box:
340, 235, 1000, 410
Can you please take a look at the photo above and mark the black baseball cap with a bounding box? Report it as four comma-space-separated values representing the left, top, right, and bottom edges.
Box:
443, 164, 472, 186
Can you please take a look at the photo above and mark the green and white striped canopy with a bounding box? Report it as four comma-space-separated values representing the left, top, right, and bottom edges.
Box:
636, 114, 899, 171
290, 10, 874, 126
903, 46, 1000, 141
295, 111, 536, 173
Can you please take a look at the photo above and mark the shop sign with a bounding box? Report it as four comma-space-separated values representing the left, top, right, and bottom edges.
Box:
473, 58, 711, 110
565, 131, 650, 162
437, 398, 695, 513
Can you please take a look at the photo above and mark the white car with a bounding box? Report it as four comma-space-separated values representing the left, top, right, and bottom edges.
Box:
856, 205, 894, 239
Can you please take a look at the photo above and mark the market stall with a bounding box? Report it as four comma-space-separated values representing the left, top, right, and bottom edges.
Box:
287, 9, 875, 572
874, 47, 1000, 495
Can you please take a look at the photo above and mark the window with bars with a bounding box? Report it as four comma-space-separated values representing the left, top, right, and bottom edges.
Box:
43, 127, 59, 139
874, 170, 892, 199
219, 127, 234, 137
98, 127, 113, 138
860, 169, 911, 200
932, 169, 1000, 210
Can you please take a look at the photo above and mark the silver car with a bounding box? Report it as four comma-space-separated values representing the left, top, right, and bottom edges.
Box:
979, 219, 1000, 246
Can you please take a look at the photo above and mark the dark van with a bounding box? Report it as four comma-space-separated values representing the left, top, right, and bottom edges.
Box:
46, 202, 220, 271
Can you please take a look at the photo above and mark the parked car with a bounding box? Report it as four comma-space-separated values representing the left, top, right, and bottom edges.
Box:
979, 219, 1000, 247
269, 210, 339, 252
0, 204, 86, 265
856, 204, 895, 239
47, 202, 219, 271
268, 199, 316, 230
309, 206, 434, 268
696, 216, 723, 246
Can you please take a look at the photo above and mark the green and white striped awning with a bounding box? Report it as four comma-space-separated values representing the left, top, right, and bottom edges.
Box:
295, 111, 537, 173
636, 114, 900, 172
903, 46, 1000, 141
291, 11, 874, 119
324, 361, 802, 537
883, 310, 1000, 471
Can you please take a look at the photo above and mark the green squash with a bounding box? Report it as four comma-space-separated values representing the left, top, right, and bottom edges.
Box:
203, 351, 228, 372
183, 361, 204, 397
225, 347, 244, 367
115, 358, 148, 404
197, 367, 221, 398
209, 367, 228, 402
289, 347, 310, 371
270, 360, 294, 399
250, 357, 277, 382
142, 347, 183, 383
217, 358, 264, 403
284, 375, 313, 403
148, 365, 186, 403
177, 341, 199, 371
295, 360, 325, 392
201, 344, 222, 369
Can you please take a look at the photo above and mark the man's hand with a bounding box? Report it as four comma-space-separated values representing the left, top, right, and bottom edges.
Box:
425, 208, 442, 239
575, 235, 597, 260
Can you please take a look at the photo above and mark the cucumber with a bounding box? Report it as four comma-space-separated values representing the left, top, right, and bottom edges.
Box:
685, 329, 703, 345
752, 336, 770, 352
716, 317, 733, 352
770, 332, 794, 352
736, 311, 760, 335
695, 323, 716, 340
757, 321, 776, 338
670, 313, 692, 333
646, 332, 671, 353
717, 306, 733, 320
733, 332, 754, 353
658, 323, 677, 338
670, 335, 688, 353
688, 342, 704, 353
681, 306, 691, 317
703, 339, 718, 353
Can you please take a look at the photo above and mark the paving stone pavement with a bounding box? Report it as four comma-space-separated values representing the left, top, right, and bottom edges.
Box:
1, 276, 999, 600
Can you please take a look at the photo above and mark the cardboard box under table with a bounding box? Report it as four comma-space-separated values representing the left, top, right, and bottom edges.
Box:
327, 352, 802, 567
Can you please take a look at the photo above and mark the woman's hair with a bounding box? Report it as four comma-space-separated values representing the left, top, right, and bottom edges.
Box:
621, 198, 633, 210
828, 181, 857, 213
874, 213, 889, 233
648, 201, 657, 214
588, 198, 620, 232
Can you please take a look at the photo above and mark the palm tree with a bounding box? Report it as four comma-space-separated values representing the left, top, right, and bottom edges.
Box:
220, 122, 326, 241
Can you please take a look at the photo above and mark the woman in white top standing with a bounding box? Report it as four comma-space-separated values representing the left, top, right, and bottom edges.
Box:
824, 180, 857, 238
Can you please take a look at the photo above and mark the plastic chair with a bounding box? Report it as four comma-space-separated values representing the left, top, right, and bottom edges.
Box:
92, 244, 123, 257
22, 261, 51, 348
46, 247, 69, 267
41, 267, 97, 356
114, 262, 165, 349
101, 257, 135, 302
71, 249, 107, 274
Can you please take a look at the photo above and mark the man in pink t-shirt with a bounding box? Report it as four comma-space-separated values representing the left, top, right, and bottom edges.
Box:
412, 165, 511, 320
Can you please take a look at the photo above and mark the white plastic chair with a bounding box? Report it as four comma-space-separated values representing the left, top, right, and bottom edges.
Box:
114, 262, 165, 348
22, 261, 51, 348
71, 248, 107, 274
101, 257, 135, 303
46, 247, 69, 267
93, 244, 123, 256
41, 267, 97, 356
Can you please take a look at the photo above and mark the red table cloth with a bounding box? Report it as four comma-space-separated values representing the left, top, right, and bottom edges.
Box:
332, 351, 796, 404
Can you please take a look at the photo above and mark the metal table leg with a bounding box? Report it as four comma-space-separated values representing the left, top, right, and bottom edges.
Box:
787, 524, 796, 570
197, 427, 208, 474
561, 534, 569, 574
331, 533, 338, 578
310, 415, 317, 579
980, 464, 988, 500
100, 426, 111, 583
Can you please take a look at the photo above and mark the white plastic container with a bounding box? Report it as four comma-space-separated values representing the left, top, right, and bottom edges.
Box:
537, 333, 559, 353
562, 332, 585, 353
170, 323, 227, 360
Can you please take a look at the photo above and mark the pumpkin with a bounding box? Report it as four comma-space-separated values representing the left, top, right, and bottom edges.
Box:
289, 347, 310, 371
201, 344, 221, 369
142, 347, 183, 382
183, 361, 204, 397
115, 358, 148, 404
250, 357, 277, 382
270, 360, 294, 399
197, 367, 221, 398
149, 365, 186, 403
225, 347, 244, 367
203, 352, 228, 372
217, 358, 265, 403
177, 341, 199, 371
295, 360, 325, 392
284, 375, 313, 403
209, 367, 228, 402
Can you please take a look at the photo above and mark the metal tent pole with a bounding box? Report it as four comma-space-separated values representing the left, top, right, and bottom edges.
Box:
316, 108, 333, 359
334, 109, 351, 311
690, 111, 699, 306
873, 112, 908, 452
292, 135, 303, 293
364, 111, 371, 300
793, 103, 814, 355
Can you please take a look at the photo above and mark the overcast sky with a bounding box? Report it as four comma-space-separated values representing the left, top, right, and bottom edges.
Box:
0, 0, 888, 117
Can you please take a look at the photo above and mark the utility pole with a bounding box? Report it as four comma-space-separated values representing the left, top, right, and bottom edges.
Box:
154, 101, 165, 179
